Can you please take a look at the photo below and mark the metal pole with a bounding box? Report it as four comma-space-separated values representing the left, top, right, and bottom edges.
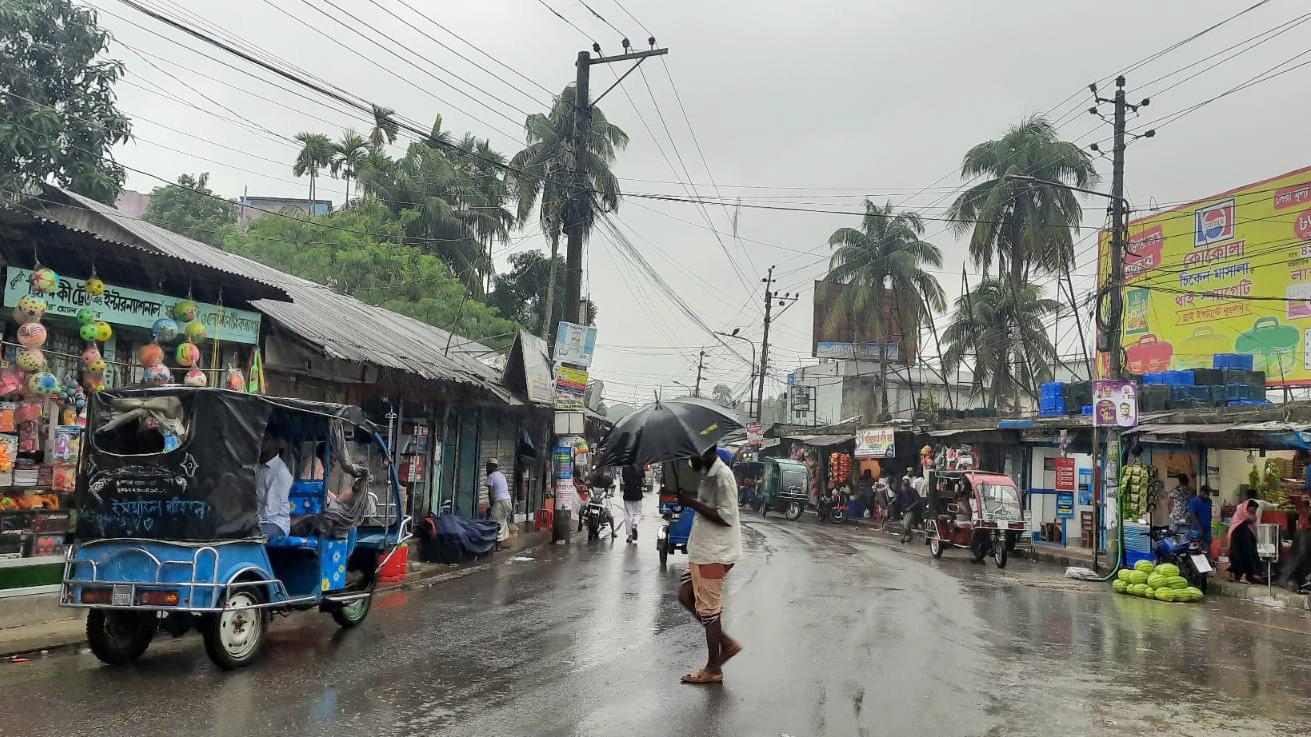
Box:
694, 350, 706, 398
560, 50, 591, 339
756, 266, 775, 425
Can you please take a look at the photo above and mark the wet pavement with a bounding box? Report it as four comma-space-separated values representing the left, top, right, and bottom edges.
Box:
3, 510, 1310, 737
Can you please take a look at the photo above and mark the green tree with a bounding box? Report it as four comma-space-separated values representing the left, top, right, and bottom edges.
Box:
510, 84, 628, 337
331, 130, 369, 205
946, 115, 1096, 284
712, 384, 735, 407
142, 172, 237, 246
490, 250, 596, 330
826, 199, 945, 417
360, 117, 514, 295
940, 278, 1059, 410
223, 200, 520, 350
0, 0, 131, 203
368, 104, 399, 152
292, 131, 335, 203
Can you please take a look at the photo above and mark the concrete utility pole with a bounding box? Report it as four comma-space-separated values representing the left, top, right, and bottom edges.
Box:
560, 41, 669, 341
694, 350, 706, 398
756, 266, 797, 426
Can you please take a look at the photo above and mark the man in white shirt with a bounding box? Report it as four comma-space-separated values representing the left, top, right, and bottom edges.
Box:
256, 432, 292, 538
675, 445, 744, 685
485, 458, 513, 544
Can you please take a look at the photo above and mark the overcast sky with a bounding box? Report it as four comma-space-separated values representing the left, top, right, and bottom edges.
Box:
89, 0, 1311, 407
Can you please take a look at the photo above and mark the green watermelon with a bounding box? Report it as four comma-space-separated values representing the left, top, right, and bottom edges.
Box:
1134, 560, 1156, 574
1156, 563, 1180, 578
1166, 576, 1189, 589
1147, 573, 1167, 589
1117, 569, 1134, 582
1112, 580, 1129, 594
1156, 588, 1177, 602
1185, 586, 1204, 601
1132, 583, 1150, 597
1129, 570, 1149, 585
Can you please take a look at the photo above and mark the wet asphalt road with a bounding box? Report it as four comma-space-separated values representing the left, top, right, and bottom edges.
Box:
3, 508, 1311, 737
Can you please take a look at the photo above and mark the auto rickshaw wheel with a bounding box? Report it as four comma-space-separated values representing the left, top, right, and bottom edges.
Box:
970, 533, 989, 562
784, 501, 804, 520
86, 610, 156, 665
657, 538, 668, 567
330, 593, 372, 628
929, 536, 944, 558
993, 535, 1009, 568
202, 588, 268, 670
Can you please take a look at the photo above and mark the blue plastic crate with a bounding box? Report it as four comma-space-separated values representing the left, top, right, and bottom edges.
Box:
1226, 383, 1265, 400
1125, 549, 1154, 569
1227, 398, 1271, 407
1214, 353, 1255, 371
1142, 372, 1165, 385
1171, 385, 1213, 402
1081, 405, 1093, 415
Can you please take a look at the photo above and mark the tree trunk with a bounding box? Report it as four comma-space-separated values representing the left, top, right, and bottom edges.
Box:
308, 171, 316, 205
540, 230, 560, 340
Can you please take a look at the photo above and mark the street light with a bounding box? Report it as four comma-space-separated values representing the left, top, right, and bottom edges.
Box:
715, 329, 758, 421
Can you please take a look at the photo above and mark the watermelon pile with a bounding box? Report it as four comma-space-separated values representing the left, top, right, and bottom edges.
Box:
1111, 560, 1204, 602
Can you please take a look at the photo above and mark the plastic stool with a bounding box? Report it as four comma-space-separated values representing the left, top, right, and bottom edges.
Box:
534, 508, 554, 531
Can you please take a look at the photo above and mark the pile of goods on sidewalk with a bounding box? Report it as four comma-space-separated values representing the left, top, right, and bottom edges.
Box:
1111, 560, 1205, 602
828, 451, 850, 490
1118, 462, 1158, 521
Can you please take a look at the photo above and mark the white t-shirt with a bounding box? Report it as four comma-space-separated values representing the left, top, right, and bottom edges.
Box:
688, 460, 743, 565
486, 470, 510, 502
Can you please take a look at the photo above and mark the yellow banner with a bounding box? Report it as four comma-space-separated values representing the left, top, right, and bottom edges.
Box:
1099, 165, 1311, 384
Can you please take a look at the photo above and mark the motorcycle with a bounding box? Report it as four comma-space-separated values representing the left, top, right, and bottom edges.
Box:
1150, 526, 1212, 593
581, 486, 616, 542
816, 488, 849, 525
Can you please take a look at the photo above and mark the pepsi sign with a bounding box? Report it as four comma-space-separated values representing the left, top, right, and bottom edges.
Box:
1194, 199, 1235, 246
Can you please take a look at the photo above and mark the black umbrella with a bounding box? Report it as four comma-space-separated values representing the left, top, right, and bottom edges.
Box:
594, 397, 743, 468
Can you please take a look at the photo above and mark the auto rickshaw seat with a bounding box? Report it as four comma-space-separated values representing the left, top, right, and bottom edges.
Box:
266, 535, 319, 550
289, 480, 326, 515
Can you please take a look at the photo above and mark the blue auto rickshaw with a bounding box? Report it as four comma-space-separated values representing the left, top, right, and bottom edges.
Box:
60, 387, 407, 669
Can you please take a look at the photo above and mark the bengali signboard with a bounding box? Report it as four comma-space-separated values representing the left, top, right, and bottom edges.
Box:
4, 267, 261, 344
554, 321, 597, 367
854, 427, 895, 459
746, 424, 763, 447
1092, 380, 1138, 429
1056, 491, 1075, 519
1100, 165, 1311, 384
1054, 456, 1076, 492
555, 365, 588, 410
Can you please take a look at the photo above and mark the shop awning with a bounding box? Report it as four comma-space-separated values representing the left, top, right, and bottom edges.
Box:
804, 434, 854, 447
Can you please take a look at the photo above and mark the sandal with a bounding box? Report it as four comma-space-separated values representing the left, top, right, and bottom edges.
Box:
720, 641, 744, 666
681, 670, 724, 684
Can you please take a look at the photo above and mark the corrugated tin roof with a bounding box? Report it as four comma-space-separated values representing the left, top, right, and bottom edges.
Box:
43, 189, 507, 393
804, 434, 855, 447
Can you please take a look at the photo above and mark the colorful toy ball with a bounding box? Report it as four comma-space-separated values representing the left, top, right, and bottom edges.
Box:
94, 321, 112, 342
144, 364, 173, 385
79, 322, 100, 342
16, 295, 47, 322
83, 375, 106, 393
85, 276, 105, 297
225, 366, 246, 392
30, 268, 59, 294
183, 369, 207, 387
175, 341, 201, 367
173, 300, 198, 323
27, 372, 59, 396
16, 321, 47, 348
136, 342, 164, 367
151, 317, 180, 343
86, 358, 107, 374
15, 349, 45, 372
81, 345, 101, 366
185, 320, 207, 343
76, 307, 96, 325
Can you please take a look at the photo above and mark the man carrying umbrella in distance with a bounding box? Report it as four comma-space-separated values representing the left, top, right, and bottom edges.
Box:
593, 396, 746, 685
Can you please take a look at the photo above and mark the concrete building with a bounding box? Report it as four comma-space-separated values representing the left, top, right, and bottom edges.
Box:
239, 196, 332, 227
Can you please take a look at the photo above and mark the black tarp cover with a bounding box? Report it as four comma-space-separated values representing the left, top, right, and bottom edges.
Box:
76, 387, 377, 541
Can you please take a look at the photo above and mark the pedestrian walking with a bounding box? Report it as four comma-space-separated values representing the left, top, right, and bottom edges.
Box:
1186, 485, 1213, 553
485, 458, 513, 546
897, 478, 920, 544
675, 445, 744, 685
1168, 474, 1193, 534
1227, 493, 1264, 584
621, 463, 645, 542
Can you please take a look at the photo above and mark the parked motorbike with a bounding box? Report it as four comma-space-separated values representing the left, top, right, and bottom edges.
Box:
816, 488, 849, 525
1150, 526, 1212, 593
581, 487, 616, 541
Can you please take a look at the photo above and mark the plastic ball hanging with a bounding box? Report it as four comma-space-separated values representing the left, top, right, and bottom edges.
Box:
16, 322, 47, 348
30, 268, 59, 294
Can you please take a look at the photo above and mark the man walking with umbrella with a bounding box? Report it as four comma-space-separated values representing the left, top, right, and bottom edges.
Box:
676, 445, 744, 685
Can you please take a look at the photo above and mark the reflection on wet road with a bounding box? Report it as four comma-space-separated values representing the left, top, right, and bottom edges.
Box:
3, 512, 1310, 737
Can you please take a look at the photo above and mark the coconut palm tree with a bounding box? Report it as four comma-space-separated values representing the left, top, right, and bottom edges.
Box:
368, 104, 399, 152
940, 278, 1060, 410
331, 130, 369, 206
825, 199, 946, 418
946, 115, 1097, 285
510, 84, 628, 337
712, 384, 735, 407
292, 131, 335, 204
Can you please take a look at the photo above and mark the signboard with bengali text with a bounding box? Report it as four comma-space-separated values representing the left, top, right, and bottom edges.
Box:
1100, 165, 1311, 384
854, 427, 895, 459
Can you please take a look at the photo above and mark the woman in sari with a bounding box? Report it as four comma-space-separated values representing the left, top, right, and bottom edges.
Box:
1227, 497, 1263, 583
